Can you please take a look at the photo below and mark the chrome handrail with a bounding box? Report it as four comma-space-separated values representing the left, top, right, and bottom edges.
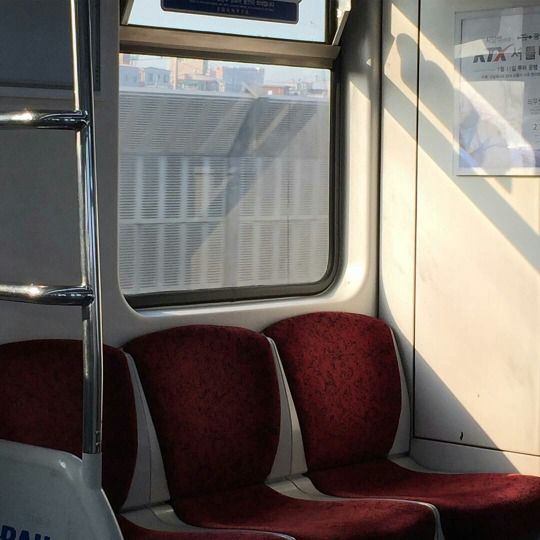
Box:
70, 0, 104, 468
0, 110, 89, 130
0, 283, 94, 306
0, 0, 104, 488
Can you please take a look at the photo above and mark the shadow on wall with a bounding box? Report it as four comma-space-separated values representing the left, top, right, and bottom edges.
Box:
380, 2, 539, 473
382, 281, 524, 474
391, 30, 539, 272
381, 289, 532, 473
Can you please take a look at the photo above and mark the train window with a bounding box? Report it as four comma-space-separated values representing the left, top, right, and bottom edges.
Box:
118, 53, 334, 307
122, 0, 327, 43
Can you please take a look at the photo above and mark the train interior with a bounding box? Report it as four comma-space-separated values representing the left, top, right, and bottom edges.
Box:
0, 0, 539, 539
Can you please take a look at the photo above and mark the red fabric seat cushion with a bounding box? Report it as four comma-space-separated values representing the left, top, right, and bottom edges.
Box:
117, 515, 290, 539
265, 312, 402, 470
0, 340, 138, 512
126, 325, 436, 540
173, 483, 436, 540
266, 312, 540, 539
307, 459, 540, 540
124, 325, 281, 498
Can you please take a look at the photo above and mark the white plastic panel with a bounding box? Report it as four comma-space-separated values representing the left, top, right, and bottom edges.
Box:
389, 331, 412, 456
267, 339, 295, 480
267, 338, 308, 478
0, 441, 122, 540
123, 354, 171, 509
122, 356, 153, 510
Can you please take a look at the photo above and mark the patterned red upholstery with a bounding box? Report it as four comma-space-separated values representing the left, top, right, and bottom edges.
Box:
117, 516, 291, 540
125, 325, 437, 540
125, 325, 281, 498
0, 339, 298, 540
0, 340, 137, 512
265, 311, 402, 469
308, 460, 540, 540
173, 483, 436, 540
265, 312, 540, 540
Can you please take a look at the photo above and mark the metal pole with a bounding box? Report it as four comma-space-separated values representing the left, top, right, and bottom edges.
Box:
70, 0, 104, 478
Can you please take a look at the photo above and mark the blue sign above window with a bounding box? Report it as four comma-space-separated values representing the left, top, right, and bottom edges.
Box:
161, 0, 301, 24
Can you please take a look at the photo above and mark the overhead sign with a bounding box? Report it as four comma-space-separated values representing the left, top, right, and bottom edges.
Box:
161, 0, 302, 24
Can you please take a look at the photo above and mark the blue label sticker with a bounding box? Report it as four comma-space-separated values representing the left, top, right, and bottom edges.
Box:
0, 525, 50, 540
161, 0, 300, 23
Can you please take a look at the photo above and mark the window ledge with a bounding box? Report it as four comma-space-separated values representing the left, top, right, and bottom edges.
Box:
119, 25, 340, 69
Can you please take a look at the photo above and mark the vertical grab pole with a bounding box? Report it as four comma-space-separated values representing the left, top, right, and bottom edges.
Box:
70, 0, 104, 485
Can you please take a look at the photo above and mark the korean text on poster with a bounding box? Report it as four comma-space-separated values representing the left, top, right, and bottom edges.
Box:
456, 6, 540, 175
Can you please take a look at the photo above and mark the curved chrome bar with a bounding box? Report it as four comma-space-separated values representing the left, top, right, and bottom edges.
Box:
0, 283, 94, 306
0, 110, 89, 130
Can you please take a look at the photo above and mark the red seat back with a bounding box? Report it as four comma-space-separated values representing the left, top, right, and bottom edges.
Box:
265, 312, 402, 471
0, 340, 138, 512
124, 325, 281, 499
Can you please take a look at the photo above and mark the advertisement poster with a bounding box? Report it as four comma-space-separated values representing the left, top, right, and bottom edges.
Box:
456, 6, 540, 175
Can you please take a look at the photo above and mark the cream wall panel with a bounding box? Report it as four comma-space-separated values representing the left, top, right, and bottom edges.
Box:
415, 0, 540, 456
412, 438, 540, 475
380, 0, 420, 397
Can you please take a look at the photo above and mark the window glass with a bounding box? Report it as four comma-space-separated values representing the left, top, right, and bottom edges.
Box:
118, 54, 331, 300
126, 0, 327, 42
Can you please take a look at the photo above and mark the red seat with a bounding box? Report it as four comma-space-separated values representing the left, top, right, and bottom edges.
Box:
0, 340, 138, 513
125, 325, 437, 540
0, 340, 292, 540
117, 516, 291, 540
264, 312, 540, 540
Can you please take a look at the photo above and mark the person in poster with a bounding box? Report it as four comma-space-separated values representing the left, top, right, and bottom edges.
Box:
456, 6, 540, 175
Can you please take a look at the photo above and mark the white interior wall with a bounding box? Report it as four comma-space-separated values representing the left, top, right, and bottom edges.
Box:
381, 0, 540, 474
0, 1, 381, 346
380, 0, 420, 399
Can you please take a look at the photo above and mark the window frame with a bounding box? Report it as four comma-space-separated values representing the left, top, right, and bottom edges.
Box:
121, 0, 335, 44
118, 21, 342, 309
